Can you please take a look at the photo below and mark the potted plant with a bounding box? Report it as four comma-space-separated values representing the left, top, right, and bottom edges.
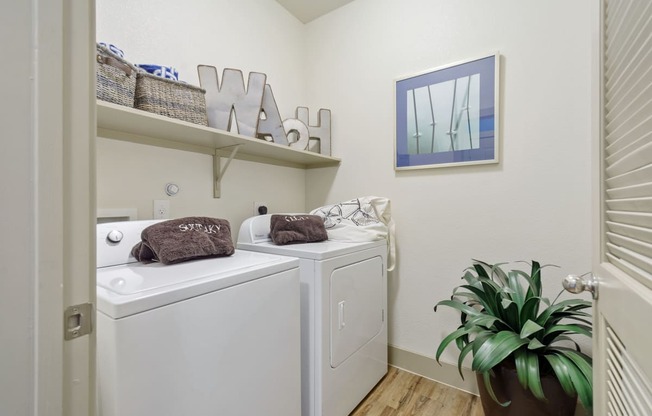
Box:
434, 260, 592, 415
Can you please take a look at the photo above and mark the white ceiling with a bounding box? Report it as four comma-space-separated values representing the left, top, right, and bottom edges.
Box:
275, 0, 355, 23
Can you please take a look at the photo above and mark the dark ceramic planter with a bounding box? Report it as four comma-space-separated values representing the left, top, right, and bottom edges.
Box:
476, 361, 578, 416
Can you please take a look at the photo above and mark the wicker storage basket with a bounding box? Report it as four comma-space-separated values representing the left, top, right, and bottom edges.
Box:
96, 44, 138, 107
135, 72, 208, 126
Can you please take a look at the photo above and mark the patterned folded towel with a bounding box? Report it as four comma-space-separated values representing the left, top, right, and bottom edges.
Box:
132, 217, 234, 264
270, 214, 328, 245
310, 196, 396, 272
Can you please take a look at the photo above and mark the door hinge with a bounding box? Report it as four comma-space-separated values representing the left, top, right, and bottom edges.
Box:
64, 303, 93, 340
382, 309, 385, 322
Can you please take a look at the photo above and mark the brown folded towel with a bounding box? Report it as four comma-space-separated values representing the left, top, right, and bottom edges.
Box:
270, 214, 328, 245
132, 217, 234, 264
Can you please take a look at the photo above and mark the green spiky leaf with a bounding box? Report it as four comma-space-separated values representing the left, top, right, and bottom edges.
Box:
514, 349, 529, 390
507, 271, 525, 310
472, 331, 529, 373
436, 326, 471, 363
520, 320, 544, 339
482, 371, 511, 407
457, 341, 475, 379
525, 351, 545, 401
434, 299, 480, 317
528, 338, 546, 350
543, 353, 577, 397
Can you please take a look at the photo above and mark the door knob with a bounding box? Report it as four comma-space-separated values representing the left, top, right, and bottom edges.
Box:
563, 274, 598, 299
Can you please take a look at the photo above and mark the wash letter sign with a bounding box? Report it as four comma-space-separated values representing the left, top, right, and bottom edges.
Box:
198, 66, 331, 155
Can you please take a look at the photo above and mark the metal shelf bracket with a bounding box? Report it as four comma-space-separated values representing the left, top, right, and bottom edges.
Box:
213, 144, 243, 198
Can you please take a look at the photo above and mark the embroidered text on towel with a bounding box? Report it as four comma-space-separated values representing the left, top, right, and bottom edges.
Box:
178, 223, 221, 233
283, 215, 311, 222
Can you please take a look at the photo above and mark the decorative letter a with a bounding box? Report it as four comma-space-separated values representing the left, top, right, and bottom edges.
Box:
198, 66, 266, 138
257, 84, 288, 145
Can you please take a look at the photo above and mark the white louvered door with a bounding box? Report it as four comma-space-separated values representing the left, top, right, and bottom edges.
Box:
593, 0, 652, 414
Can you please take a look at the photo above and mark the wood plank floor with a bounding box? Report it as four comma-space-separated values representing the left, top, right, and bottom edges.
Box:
350, 366, 484, 416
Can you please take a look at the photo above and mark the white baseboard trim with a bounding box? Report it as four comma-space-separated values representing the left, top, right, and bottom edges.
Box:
388, 345, 479, 395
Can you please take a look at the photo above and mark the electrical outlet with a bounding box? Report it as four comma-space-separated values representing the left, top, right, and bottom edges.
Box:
253, 201, 268, 216
153, 200, 170, 219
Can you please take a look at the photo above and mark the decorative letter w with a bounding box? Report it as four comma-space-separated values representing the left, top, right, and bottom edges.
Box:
198, 66, 266, 137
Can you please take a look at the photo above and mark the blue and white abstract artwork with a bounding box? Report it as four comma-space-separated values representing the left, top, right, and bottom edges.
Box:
395, 54, 499, 169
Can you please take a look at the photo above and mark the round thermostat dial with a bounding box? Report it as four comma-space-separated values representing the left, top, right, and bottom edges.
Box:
165, 183, 180, 196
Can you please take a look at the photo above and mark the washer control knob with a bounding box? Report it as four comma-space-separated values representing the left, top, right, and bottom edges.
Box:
106, 230, 124, 244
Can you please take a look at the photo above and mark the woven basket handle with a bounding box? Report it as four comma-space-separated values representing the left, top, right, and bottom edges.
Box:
97, 54, 134, 77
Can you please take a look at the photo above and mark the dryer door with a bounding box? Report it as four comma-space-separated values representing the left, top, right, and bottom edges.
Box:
330, 256, 384, 368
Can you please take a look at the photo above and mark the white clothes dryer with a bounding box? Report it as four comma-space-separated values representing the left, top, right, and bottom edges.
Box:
237, 215, 388, 416
96, 220, 301, 416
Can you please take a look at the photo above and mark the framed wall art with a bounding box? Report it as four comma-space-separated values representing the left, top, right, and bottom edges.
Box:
394, 53, 500, 170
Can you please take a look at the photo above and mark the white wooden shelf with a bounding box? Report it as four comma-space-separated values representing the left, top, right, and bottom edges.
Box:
96, 101, 341, 169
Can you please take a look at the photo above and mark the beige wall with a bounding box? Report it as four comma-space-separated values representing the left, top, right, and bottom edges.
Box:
304, 0, 594, 364
96, 138, 306, 233
96, 0, 309, 232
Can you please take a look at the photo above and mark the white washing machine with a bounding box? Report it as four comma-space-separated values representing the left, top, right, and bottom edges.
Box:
96, 220, 301, 416
237, 215, 388, 416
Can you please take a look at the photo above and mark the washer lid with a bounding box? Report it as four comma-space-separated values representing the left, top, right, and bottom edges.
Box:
97, 250, 299, 319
